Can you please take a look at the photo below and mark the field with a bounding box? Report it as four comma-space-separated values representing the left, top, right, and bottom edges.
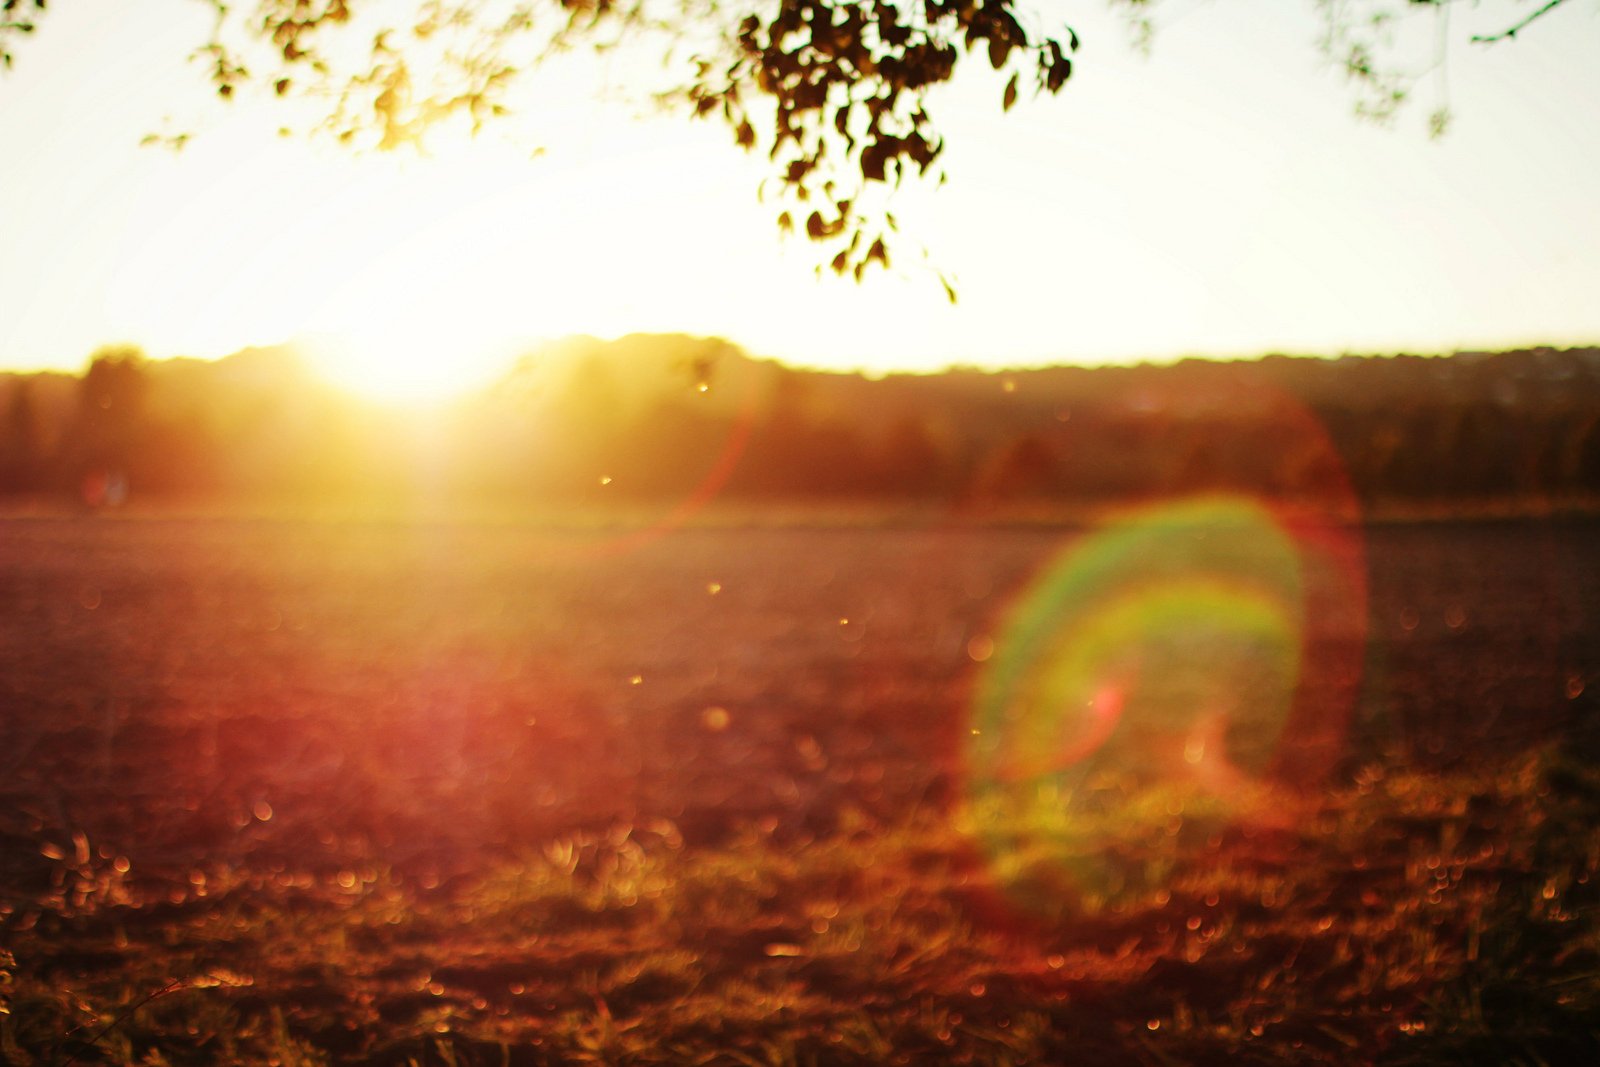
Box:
2, 508, 1599, 1065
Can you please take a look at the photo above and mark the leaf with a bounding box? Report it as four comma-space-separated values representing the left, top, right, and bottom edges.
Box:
988, 35, 1008, 71
1003, 72, 1018, 112
1046, 55, 1072, 93
860, 141, 887, 183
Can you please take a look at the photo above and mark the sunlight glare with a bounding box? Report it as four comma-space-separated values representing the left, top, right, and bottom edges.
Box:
302, 326, 519, 406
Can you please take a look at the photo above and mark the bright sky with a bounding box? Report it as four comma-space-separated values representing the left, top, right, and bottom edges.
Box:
1, 0, 1597, 394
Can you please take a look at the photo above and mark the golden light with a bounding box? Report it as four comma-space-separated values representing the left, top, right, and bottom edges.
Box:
301, 327, 521, 407
290, 169, 548, 404
97, 126, 655, 402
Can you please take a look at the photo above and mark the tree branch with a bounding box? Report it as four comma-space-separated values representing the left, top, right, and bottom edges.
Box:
1471, 0, 1571, 44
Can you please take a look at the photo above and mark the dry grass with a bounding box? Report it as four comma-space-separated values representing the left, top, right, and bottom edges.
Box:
2, 515, 1597, 1064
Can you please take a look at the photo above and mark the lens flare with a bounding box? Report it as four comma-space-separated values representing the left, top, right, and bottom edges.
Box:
964, 492, 1366, 920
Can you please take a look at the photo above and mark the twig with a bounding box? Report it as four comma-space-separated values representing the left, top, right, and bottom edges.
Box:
58, 978, 190, 1067
1471, 0, 1571, 44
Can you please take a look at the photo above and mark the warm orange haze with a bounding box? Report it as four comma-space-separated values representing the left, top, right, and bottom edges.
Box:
5, 335, 1599, 1063
3, 2, 1600, 1065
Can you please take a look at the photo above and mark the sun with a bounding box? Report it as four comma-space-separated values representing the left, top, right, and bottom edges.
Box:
304, 323, 523, 406
281, 152, 564, 405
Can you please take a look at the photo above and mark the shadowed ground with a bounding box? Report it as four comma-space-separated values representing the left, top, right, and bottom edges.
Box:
2, 513, 1597, 1064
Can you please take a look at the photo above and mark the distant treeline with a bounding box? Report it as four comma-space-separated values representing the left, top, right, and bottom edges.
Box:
2, 337, 1598, 511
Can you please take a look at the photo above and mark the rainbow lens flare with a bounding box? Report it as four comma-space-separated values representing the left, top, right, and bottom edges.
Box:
964, 494, 1366, 920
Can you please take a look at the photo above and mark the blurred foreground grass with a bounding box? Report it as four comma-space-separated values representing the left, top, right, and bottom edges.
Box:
4, 745, 1598, 1067
3, 514, 1595, 1064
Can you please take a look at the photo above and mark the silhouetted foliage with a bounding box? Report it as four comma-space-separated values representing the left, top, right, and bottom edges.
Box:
0, 379, 43, 492
1115, 0, 1582, 134
5, 2, 1574, 282
0, 0, 44, 71
2, 337, 1598, 513
874, 413, 948, 495
1, 0, 1081, 280
66, 345, 150, 502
